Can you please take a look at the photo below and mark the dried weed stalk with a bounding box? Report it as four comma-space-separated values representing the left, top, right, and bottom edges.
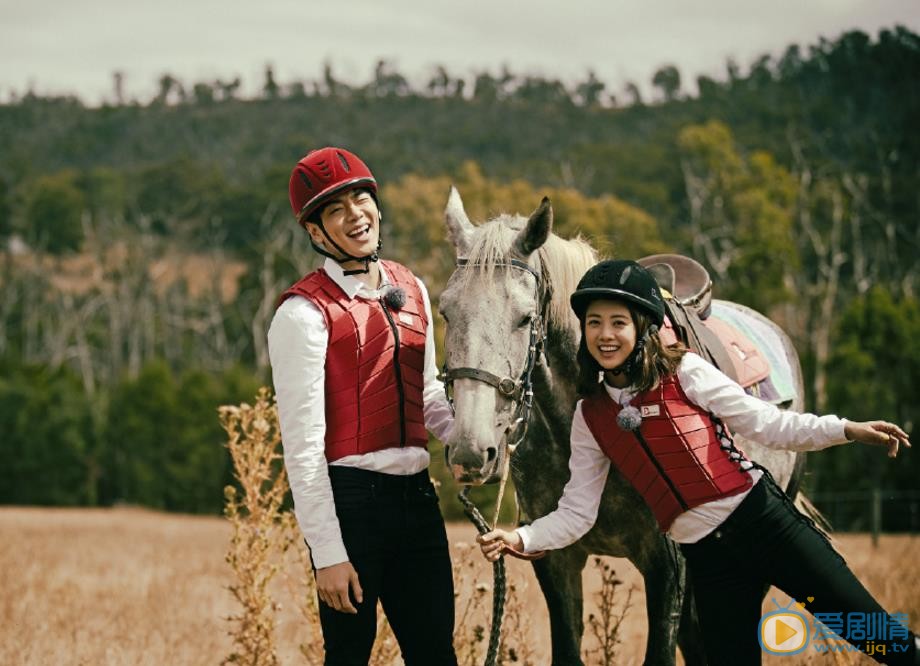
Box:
452, 542, 491, 665
497, 577, 537, 665
451, 542, 537, 665
582, 557, 634, 666
221, 387, 291, 666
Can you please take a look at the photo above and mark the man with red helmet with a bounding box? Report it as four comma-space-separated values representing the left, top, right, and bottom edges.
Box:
269, 147, 457, 665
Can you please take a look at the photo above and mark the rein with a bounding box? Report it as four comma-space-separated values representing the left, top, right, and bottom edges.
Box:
441, 257, 547, 666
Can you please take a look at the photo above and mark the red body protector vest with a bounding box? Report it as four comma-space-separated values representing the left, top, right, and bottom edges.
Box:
279, 260, 429, 462
581, 374, 753, 532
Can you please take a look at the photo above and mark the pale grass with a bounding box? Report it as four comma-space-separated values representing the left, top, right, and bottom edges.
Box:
1, 511, 915, 665
0, 507, 235, 666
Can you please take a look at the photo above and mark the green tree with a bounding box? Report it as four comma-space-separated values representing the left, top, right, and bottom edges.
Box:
624, 81, 643, 106
575, 70, 605, 108
371, 59, 409, 97
0, 178, 11, 239
381, 160, 667, 288
212, 185, 273, 251
133, 158, 222, 238
262, 64, 280, 100
0, 360, 98, 505
77, 166, 128, 224
102, 362, 262, 512
678, 121, 798, 313
24, 171, 86, 254
192, 81, 215, 105
813, 287, 920, 495
216, 77, 242, 101
427, 65, 451, 97
153, 73, 184, 106
104, 362, 180, 508
652, 65, 681, 102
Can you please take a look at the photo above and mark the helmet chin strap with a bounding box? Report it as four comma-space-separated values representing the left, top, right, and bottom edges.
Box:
310, 222, 382, 276
608, 325, 659, 381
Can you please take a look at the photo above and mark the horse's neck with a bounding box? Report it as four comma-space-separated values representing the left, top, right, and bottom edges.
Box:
513, 323, 581, 518
529, 322, 580, 447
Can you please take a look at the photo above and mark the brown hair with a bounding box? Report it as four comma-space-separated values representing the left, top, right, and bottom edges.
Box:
576, 301, 686, 397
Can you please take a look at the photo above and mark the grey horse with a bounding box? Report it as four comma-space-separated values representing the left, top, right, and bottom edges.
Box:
439, 189, 807, 665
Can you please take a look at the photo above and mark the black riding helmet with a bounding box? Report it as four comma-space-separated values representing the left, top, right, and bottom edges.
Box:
570, 259, 665, 326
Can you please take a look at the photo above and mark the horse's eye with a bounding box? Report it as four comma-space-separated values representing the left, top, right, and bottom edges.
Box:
517, 314, 532, 328
439, 311, 449, 324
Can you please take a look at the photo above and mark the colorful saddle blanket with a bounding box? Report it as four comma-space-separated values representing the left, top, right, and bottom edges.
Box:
661, 300, 795, 405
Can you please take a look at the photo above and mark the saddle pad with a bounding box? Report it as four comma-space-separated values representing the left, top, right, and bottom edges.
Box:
709, 301, 797, 404
659, 318, 679, 346
701, 316, 770, 387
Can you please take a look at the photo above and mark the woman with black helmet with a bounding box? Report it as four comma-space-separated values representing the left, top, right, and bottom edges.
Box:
269, 147, 457, 665
478, 259, 918, 665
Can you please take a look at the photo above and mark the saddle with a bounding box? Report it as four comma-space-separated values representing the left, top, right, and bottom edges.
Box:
638, 254, 769, 389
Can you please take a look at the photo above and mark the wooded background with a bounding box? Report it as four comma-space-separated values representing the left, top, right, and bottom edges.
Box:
1, 27, 917, 528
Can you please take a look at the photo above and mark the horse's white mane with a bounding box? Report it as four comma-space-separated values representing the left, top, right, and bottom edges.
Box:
459, 214, 598, 331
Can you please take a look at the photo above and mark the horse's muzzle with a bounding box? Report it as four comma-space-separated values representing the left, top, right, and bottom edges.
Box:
446, 444, 503, 485
451, 464, 489, 486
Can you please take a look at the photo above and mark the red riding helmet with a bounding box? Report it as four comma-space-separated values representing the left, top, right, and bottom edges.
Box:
288, 147, 378, 226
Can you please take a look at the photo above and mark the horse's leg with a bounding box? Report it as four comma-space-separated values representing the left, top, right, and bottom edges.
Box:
532, 547, 589, 666
635, 535, 684, 666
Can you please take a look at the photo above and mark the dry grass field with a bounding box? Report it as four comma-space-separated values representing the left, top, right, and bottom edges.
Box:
1, 507, 917, 665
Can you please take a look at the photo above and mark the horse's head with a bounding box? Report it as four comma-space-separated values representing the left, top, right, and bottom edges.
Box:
440, 187, 552, 485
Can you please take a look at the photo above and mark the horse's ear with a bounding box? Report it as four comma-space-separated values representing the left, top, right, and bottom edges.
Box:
513, 197, 553, 258
444, 186, 475, 257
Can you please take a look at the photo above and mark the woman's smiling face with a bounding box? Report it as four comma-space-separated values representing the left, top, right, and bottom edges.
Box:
584, 299, 636, 372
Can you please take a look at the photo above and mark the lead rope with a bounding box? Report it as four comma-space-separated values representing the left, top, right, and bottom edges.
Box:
458, 487, 506, 666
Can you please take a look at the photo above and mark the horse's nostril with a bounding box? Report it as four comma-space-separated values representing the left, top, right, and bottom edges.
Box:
486, 447, 496, 463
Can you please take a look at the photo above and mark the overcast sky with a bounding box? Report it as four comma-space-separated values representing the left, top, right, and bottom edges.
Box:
2, 0, 918, 104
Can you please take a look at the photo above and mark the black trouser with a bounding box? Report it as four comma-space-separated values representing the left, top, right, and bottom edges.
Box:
680, 475, 917, 665
317, 466, 457, 666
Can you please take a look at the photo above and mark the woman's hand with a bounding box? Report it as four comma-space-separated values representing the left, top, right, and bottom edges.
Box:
844, 420, 911, 458
477, 529, 524, 562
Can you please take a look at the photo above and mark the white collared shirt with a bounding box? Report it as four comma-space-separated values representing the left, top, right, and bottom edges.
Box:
267, 259, 453, 568
516, 352, 849, 552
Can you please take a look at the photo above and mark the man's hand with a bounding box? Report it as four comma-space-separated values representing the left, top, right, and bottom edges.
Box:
316, 561, 363, 614
844, 420, 911, 458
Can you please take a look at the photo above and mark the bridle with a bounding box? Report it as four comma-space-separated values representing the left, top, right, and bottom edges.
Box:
439, 257, 546, 475
442, 256, 550, 666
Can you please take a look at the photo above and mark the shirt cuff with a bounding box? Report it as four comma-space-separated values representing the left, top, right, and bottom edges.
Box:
515, 526, 536, 553
309, 541, 350, 570
838, 418, 850, 443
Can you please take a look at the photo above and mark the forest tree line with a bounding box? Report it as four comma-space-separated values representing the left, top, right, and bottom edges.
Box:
1, 27, 918, 527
